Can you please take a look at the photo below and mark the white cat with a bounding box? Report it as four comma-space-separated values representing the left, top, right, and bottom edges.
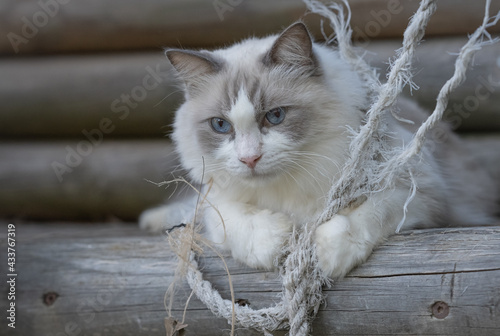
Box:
140, 22, 498, 278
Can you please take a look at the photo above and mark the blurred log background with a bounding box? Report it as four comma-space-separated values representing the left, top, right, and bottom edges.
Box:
0, 0, 499, 221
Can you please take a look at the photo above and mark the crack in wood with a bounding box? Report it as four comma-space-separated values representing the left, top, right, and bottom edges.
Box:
450, 263, 457, 302
349, 267, 500, 279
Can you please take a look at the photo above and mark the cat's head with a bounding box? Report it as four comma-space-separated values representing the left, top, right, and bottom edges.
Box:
167, 22, 366, 187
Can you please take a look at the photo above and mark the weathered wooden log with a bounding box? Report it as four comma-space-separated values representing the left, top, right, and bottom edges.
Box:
2, 0, 499, 55
1, 137, 499, 221
0, 141, 180, 221
1, 37, 499, 138
0, 53, 180, 138
366, 38, 500, 132
1, 223, 499, 335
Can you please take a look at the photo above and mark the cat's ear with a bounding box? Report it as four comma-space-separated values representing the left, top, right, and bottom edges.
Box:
264, 22, 319, 75
166, 49, 222, 95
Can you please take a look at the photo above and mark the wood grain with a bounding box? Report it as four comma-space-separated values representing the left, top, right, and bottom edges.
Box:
0, 141, 181, 221
1, 223, 499, 335
2, 0, 499, 55
0, 53, 180, 138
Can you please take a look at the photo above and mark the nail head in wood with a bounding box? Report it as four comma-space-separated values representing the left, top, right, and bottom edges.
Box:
432, 301, 449, 319
43, 292, 59, 306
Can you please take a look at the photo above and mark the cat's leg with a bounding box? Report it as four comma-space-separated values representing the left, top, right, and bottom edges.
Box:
203, 201, 294, 270
139, 196, 199, 232
315, 187, 431, 278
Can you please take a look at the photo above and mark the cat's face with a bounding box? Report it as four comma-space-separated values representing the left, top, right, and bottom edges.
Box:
168, 23, 359, 186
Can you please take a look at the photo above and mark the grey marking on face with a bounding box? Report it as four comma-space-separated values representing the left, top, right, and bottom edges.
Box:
220, 70, 263, 119
197, 128, 230, 156
277, 107, 310, 142
194, 60, 322, 156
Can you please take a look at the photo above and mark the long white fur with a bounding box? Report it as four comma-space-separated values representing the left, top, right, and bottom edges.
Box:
140, 25, 498, 278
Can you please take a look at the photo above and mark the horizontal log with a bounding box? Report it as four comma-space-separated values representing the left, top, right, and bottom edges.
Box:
366, 38, 500, 132
0, 140, 180, 221
2, 223, 499, 335
0, 53, 180, 138
1, 0, 499, 55
1, 37, 500, 139
1, 136, 499, 221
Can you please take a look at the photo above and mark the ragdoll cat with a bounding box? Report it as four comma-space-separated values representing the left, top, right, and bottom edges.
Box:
140, 22, 498, 278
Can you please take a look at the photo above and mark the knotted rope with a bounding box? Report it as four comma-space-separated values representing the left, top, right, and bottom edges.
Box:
166, 1, 499, 335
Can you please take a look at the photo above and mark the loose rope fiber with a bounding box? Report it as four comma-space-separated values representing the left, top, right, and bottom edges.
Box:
168, 1, 500, 335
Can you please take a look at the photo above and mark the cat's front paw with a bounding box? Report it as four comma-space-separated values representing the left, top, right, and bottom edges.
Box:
315, 215, 373, 278
204, 205, 292, 270
139, 203, 193, 232
236, 215, 290, 270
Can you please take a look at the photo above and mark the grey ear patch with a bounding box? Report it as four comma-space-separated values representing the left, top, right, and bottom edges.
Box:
263, 22, 319, 75
166, 49, 222, 77
165, 49, 224, 94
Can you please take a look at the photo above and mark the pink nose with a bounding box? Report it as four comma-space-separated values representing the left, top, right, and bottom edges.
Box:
239, 155, 262, 169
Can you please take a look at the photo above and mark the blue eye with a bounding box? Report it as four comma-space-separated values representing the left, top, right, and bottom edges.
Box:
210, 117, 232, 134
265, 107, 286, 125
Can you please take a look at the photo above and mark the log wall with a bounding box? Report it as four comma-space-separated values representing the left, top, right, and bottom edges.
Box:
1, 2, 499, 335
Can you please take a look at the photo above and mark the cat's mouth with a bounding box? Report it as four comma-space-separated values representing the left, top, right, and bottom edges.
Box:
234, 166, 281, 181
225, 157, 284, 182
